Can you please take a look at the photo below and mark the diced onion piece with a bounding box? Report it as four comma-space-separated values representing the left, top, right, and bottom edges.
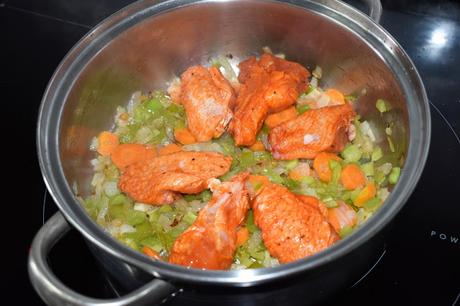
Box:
310, 77, 318, 88
120, 224, 136, 234
360, 121, 376, 142
378, 162, 393, 175
312, 66, 323, 79
89, 137, 98, 151
377, 187, 390, 201
316, 94, 331, 108
134, 202, 155, 212
103, 181, 119, 197
127, 91, 142, 114
97, 205, 108, 223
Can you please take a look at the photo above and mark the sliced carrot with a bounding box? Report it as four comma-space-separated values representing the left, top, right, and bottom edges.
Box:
236, 227, 249, 247
328, 201, 357, 233
142, 246, 161, 260
97, 131, 119, 156
111, 143, 157, 169
249, 140, 266, 152
158, 143, 182, 156
174, 127, 197, 145
288, 162, 311, 181
265, 106, 297, 129
313, 152, 341, 182
354, 182, 377, 207
324, 89, 345, 105
341, 164, 366, 190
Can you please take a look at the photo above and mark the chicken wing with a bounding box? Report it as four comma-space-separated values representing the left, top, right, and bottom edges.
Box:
169, 172, 250, 269
269, 103, 355, 160
252, 183, 338, 263
231, 54, 310, 146
180, 66, 235, 142
118, 151, 232, 205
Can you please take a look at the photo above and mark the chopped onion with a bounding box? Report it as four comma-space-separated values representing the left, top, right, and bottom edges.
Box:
312, 66, 323, 79
97, 205, 108, 223
89, 137, 98, 151
134, 203, 155, 212
360, 121, 376, 142
316, 94, 331, 108
378, 188, 390, 202
91, 173, 105, 188
262, 46, 273, 54
103, 181, 119, 197
135, 127, 154, 144
275, 53, 286, 59
310, 77, 318, 88
127, 91, 141, 115
120, 224, 136, 234
378, 163, 393, 175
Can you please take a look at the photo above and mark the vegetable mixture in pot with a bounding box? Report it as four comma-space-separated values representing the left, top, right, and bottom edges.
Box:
81, 50, 402, 270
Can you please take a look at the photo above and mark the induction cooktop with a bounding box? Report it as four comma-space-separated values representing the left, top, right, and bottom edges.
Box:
2, 0, 459, 305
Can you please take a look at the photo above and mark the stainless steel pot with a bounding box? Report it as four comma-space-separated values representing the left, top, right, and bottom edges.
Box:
29, 0, 431, 305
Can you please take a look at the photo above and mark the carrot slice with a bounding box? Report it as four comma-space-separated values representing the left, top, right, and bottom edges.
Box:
341, 164, 366, 190
328, 201, 357, 233
288, 162, 311, 181
324, 89, 345, 105
249, 141, 266, 152
354, 182, 377, 207
158, 143, 182, 156
236, 227, 249, 247
174, 127, 197, 145
265, 106, 297, 129
97, 131, 119, 156
111, 143, 157, 169
313, 152, 341, 182
142, 246, 161, 260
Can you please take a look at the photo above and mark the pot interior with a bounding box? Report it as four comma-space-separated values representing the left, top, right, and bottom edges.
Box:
39, 0, 430, 285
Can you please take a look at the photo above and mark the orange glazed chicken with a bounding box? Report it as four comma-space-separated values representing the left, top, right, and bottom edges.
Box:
169, 172, 250, 269
252, 183, 338, 263
269, 103, 356, 160
118, 151, 232, 205
231, 53, 309, 146
179, 66, 236, 142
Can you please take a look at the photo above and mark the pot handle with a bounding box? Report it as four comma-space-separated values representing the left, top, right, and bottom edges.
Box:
359, 0, 383, 23
28, 212, 177, 306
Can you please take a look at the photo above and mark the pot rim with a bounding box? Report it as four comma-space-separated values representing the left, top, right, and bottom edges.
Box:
37, 0, 431, 286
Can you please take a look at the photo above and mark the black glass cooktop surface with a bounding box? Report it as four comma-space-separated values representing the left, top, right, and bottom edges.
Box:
2, 0, 459, 305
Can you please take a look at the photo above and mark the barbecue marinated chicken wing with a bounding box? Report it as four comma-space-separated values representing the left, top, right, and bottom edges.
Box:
169, 172, 250, 269
252, 183, 338, 263
231, 54, 310, 146
269, 103, 355, 160
118, 151, 232, 205
179, 66, 236, 142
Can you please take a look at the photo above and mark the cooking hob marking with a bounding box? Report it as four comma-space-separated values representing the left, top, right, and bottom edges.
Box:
351, 249, 387, 288
430, 101, 460, 145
